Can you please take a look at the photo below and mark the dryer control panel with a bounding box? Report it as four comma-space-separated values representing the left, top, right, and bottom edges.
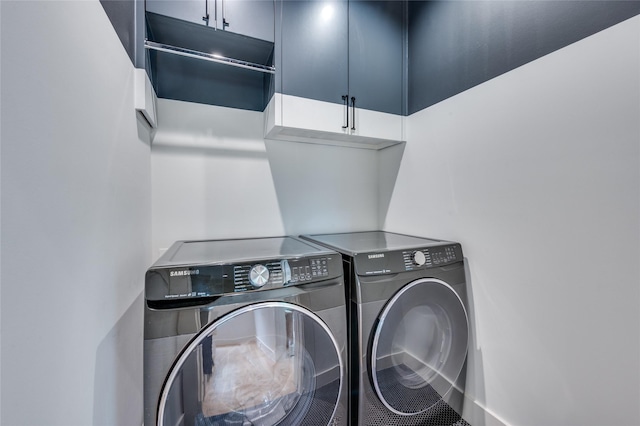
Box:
353, 243, 463, 276
145, 255, 342, 304
402, 245, 460, 270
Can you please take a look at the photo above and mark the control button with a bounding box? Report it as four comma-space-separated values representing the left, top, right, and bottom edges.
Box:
282, 260, 292, 284
249, 264, 269, 288
413, 250, 426, 267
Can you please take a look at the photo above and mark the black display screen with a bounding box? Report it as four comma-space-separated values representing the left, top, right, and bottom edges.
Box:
187, 266, 235, 296
145, 265, 236, 302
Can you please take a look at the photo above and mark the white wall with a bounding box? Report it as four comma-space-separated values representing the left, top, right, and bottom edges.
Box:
151, 99, 381, 260
3, 3, 630, 425
1, 1, 151, 425
385, 16, 640, 426
0, 1, 3, 419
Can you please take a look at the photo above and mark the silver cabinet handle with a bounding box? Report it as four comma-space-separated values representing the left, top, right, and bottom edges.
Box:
350, 96, 356, 131
202, 0, 210, 25
222, 0, 229, 28
342, 95, 349, 129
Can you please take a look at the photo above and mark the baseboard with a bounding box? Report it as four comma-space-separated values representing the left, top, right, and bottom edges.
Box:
463, 395, 510, 426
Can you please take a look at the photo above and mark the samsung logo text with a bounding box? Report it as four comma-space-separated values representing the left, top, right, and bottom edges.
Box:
170, 269, 200, 277
368, 254, 385, 259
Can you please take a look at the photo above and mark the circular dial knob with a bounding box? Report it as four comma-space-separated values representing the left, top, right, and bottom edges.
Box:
249, 264, 270, 288
412, 250, 426, 267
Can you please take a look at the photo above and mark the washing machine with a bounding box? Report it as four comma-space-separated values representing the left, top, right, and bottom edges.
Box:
144, 236, 348, 426
301, 231, 470, 426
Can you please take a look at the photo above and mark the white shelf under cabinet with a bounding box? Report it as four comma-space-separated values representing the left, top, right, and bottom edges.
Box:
264, 93, 405, 150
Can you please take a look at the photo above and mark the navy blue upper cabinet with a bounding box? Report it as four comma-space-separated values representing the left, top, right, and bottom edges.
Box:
220, 0, 275, 43
144, 0, 275, 111
278, 0, 349, 107
146, 0, 274, 42
348, 0, 405, 116
265, 0, 406, 149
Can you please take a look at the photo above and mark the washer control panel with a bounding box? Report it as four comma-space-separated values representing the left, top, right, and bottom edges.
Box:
145, 255, 342, 303
289, 257, 330, 283
354, 243, 463, 276
232, 257, 331, 291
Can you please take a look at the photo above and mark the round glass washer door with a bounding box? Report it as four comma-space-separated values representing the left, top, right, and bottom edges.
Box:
370, 278, 468, 416
157, 302, 343, 426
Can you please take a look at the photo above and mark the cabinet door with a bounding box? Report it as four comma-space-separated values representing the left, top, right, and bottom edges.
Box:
265, 0, 405, 148
348, 0, 405, 140
146, 0, 209, 27
217, 0, 275, 42
147, 0, 274, 42
279, 0, 348, 108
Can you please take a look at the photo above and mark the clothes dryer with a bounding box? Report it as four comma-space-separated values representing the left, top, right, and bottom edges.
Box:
144, 237, 348, 426
302, 231, 470, 426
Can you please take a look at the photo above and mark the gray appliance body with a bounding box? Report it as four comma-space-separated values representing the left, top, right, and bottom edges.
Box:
144, 237, 348, 426
301, 231, 470, 426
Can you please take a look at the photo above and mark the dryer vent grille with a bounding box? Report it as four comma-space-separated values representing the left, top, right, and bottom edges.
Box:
362, 374, 471, 426
375, 364, 442, 413
363, 399, 470, 426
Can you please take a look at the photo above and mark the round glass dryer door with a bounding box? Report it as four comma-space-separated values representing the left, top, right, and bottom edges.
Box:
157, 302, 343, 426
370, 278, 468, 416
